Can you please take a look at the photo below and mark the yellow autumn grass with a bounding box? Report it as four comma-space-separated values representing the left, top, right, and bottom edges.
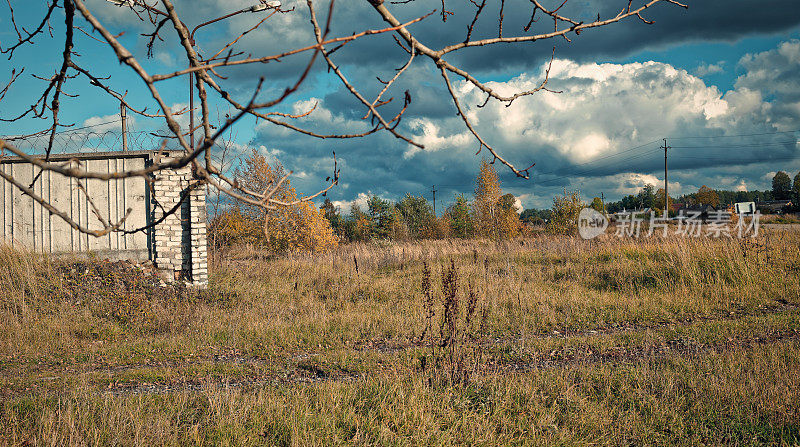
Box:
1, 230, 799, 445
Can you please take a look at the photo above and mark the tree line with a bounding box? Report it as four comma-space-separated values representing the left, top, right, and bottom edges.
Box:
320, 160, 522, 243
212, 153, 799, 251
517, 170, 800, 222
211, 155, 526, 251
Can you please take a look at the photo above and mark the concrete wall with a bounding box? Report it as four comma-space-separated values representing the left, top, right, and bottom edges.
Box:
0, 151, 207, 286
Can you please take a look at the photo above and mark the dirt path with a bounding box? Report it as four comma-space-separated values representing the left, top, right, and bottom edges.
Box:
90, 329, 800, 396
352, 302, 800, 354
7, 301, 798, 378
501, 328, 800, 372
2, 302, 798, 398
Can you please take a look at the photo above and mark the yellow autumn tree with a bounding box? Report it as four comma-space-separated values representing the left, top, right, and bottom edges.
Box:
473, 159, 520, 239
210, 149, 337, 252
695, 185, 720, 208
208, 207, 263, 247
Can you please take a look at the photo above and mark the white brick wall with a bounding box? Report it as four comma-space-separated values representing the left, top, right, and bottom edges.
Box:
151, 153, 208, 286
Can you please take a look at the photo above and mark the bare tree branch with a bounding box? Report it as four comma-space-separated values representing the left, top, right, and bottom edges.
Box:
0, 0, 689, 237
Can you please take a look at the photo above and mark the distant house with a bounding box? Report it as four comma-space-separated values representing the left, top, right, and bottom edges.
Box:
757, 200, 793, 214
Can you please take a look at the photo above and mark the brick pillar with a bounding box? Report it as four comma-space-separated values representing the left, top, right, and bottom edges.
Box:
189, 183, 208, 285
151, 152, 207, 287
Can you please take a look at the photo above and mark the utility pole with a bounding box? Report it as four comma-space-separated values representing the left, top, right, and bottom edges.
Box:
662, 138, 669, 215
601, 192, 606, 216
431, 185, 437, 216
120, 101, 128, 152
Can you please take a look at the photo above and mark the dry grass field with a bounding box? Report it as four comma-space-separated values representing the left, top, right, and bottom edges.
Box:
1, 231, 800, 445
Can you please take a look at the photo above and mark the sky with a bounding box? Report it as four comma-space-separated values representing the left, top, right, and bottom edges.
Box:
1, 0, 799, 212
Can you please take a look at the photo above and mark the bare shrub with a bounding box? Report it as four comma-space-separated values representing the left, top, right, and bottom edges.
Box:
418, 259, 484, 387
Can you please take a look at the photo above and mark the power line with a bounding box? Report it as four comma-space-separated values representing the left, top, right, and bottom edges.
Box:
534, 147, 663, 186
668, 129, 799, 140
670, 141, 798, 150
532, 139, 660, 178
531, 129, 799, 188
535, 148, 663, 186
671, 154, 800, 162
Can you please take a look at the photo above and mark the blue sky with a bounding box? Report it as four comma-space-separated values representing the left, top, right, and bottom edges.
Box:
2, 0, 799, 212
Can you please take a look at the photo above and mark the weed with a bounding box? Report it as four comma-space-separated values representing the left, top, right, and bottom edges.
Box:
416, 259, 487, 387
418, 262, 435, 342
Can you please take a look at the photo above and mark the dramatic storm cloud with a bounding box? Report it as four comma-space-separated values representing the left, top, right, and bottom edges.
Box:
250, 37, 800, 209
4, 1, 800, 210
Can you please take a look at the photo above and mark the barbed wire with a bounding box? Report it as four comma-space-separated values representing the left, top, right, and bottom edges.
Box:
0, 116, 193, 155
3, 130, 167, 155
0, 129, 188, 155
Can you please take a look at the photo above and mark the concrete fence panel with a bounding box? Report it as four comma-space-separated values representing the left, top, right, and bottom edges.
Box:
0, 150, 207, 286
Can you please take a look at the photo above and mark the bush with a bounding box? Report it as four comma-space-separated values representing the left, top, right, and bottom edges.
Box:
445, 195, 474, 238
209, 208, 263, 248
546, 190, 584, 236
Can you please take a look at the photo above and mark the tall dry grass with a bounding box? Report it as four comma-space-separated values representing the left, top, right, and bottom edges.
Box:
1, 230, 799, 445
3, 231, 798, 362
